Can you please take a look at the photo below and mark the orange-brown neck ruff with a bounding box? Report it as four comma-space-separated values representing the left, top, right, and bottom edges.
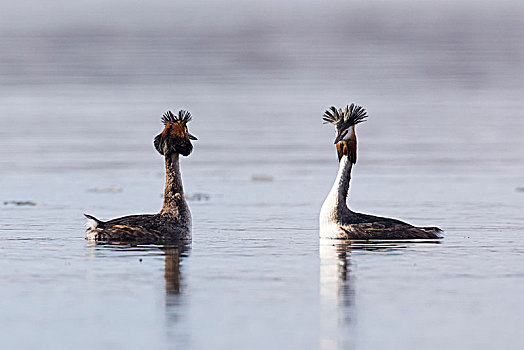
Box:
336, 127, 357, 163
162, 122, 186, 138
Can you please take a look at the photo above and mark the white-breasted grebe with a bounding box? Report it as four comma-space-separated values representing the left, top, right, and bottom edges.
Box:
85, 110, 197, 243
319, 104, 441, 239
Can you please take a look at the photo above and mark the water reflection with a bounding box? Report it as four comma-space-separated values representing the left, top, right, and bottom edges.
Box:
161, 243, 190, 329
162, 245, 183, 296
319, 240, 436, 349
319, 240, 355, 350
86, 240, 190, 326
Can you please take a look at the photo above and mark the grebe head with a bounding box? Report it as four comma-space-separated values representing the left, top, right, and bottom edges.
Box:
322, 104, 367, 144
154, 110, 198, 157
323, 103, 367, 163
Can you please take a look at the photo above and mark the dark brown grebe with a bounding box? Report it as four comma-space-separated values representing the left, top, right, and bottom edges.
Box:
85, 110, 197, 243
319, 104, 441, 239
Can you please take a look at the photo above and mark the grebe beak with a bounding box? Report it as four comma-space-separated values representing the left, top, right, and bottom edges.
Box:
188, 133, 198, 141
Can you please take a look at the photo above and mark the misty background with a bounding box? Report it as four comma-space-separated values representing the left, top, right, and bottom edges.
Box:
1, 0, 522, 89
1, 0, 522, 174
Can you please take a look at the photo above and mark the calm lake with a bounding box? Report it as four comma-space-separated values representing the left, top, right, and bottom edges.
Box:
1, 1, 523, 349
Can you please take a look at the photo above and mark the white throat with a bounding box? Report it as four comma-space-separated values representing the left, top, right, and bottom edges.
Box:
319, 155, 352, 238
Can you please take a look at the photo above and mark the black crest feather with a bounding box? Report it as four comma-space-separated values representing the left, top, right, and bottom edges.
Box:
161, 110, 192, 125
322, 103, 367, 125
347, 104, 367, 125
322, 106, 342, 124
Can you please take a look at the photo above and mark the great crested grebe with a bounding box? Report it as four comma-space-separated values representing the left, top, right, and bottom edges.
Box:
85, 110, 197, 243
319, 104, 441, 239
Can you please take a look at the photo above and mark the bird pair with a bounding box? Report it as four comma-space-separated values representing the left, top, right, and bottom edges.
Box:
86, 105, 441, 243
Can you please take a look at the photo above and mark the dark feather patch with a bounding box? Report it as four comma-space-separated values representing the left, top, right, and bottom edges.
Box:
161, 110, 192, 125
323, 106, 342, 124
154, 133, 164, 155
346, 104, 367, 125
322, 103, 367, 125
348, 131, 357, 164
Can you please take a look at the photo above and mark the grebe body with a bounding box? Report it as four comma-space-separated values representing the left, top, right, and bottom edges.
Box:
319, 104, 441, 240
85, 110, 197, 243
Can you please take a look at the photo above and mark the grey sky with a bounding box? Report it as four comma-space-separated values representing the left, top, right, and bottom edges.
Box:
2, 0, 522, 32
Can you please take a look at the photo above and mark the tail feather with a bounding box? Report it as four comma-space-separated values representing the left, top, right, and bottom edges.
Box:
84, 214, 102, 230
419, 226, 443, 238
420, 226, 442, 232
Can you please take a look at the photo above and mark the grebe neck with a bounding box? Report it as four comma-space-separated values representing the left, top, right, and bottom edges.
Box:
327, 155, 353, 211
160, 153, 185, 214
